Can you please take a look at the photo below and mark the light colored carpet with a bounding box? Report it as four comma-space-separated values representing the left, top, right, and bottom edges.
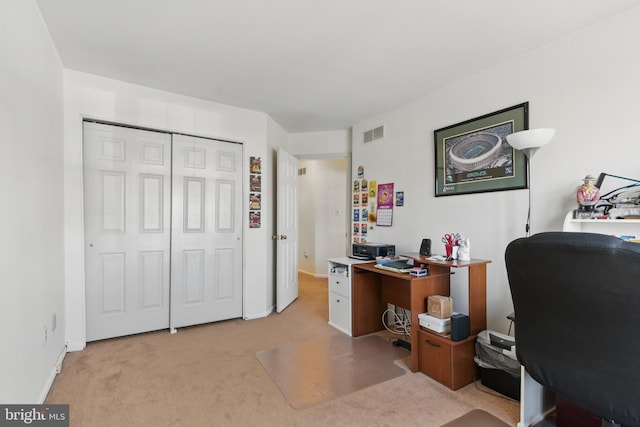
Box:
45, 273, 519, 426
257, 334, 408, 408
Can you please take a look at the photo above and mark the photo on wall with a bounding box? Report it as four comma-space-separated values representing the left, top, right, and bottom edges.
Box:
250, 156, 262, 174
250, 174, 261, 192
434, 102, 529, 197
250, 193, 261, 210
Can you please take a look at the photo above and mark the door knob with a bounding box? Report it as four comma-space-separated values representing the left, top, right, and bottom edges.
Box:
272, 235, 278, 240
280, 235, 287, 240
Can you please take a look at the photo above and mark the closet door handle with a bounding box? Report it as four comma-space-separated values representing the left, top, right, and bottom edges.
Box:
425, 340, 441, 348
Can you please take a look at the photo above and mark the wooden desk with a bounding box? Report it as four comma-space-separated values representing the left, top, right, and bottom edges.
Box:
351, 262, 450, 373
351, 256, 490, 390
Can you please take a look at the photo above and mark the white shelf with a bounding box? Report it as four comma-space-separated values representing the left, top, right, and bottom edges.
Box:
562, 211, 640, 237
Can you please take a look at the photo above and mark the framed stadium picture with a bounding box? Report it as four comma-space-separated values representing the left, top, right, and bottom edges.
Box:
434, 102, 529, 197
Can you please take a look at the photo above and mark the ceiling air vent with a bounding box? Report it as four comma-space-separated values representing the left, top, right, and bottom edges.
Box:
363, 125, 384, 143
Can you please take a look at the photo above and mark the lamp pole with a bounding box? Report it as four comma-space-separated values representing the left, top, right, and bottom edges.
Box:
521, 147, 541, 237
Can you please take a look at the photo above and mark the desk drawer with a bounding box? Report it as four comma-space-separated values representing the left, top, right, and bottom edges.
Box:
329, 274, 350, 297
329, 291, 351, 335
418, 329, 476, 390
419, 329, 452, 387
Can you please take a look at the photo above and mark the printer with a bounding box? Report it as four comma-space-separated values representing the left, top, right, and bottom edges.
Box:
351, 242, 395, 260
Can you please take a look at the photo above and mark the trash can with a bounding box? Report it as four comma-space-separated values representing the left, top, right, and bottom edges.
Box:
474, 330, 521, 400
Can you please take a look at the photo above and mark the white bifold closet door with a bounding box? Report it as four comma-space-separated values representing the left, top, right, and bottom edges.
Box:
169, 134, 243, 330
83, 122, 242, 342
84, 122, 172, 341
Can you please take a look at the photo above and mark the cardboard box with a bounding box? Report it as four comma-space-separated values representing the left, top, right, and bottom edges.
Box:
427, 295, 452, 319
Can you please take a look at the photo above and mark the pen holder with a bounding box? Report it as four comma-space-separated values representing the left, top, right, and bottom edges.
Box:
445, 244, 453, 260
445, 244, 459, 261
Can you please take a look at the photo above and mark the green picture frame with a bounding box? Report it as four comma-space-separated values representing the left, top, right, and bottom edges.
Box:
434, 102, 529, 197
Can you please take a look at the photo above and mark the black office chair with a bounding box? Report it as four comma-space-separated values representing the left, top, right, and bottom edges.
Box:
505, 232, 640, 427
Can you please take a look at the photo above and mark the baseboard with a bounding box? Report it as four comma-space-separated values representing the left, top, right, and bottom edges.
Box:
244, 306, 274, 320
39, 345, 67, 404
66, 341, 86, 352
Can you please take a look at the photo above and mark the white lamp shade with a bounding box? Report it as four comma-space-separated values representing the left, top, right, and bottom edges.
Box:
506, 128, 556, 150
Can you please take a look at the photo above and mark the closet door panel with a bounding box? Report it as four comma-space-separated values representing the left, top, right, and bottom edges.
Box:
84, 122, 171, 341
170, 135, 243, 329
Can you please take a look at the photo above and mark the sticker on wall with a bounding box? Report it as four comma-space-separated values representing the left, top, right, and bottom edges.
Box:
376, 183, 394, 226
369, 180, 377, 199
395, 191, 404, 207
353, 209, 360, 222
353, 193, 360, 206
353, 179, 360, 193
357, 165, 364, 178
368, 204, 376, 223
353, 223, 360, 235
361, 179, 368, 192
360, 224, 367, 237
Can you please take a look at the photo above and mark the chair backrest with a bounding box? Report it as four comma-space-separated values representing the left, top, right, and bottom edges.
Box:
505, 232, 640, 425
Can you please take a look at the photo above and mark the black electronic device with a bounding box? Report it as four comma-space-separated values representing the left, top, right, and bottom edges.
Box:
489, 332, 515, 350
351, 243, 395, 260
450, 313, 470, 342
419, 238, 431, 256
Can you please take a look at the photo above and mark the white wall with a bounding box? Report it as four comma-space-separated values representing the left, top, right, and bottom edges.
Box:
0, 1, 66, 402
63, 71, 274, 348
298, 159, 348, 277
352, 7, 640, 334
289, 130, 351, 157
298, 160, 317, 275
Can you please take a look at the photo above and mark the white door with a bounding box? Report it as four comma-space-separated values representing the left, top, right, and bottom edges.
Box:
170, 134, 243, 329
276, 148, 299, 312
83, 122, 171, 341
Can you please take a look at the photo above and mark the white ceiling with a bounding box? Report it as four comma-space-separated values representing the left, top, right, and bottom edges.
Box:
36, 0, 639, 133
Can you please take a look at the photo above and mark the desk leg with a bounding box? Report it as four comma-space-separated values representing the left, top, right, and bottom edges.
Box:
409, 297, 420, 372
467, 264, 487, 335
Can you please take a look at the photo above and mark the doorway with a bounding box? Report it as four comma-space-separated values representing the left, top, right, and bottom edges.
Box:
297, 158, 349, 277
83, 121, 243, 341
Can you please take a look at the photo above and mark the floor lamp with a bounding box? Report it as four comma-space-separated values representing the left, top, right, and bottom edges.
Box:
506, 128, 556, 236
